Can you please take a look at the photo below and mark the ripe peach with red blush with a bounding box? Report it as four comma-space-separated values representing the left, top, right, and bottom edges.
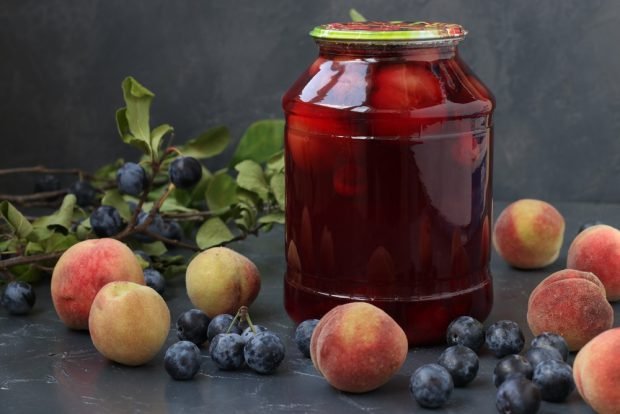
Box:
573, 327, 620, 414
567, 224, 620, 301
493, 199, 565, 269
310, 302, 408, 393
51, 238, 144, 330
527, 269, 613, 351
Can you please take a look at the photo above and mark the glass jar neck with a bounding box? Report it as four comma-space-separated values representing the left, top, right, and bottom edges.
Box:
316, 40, 457, 61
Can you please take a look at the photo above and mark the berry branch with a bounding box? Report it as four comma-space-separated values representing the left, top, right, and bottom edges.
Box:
0, 76, 285, 283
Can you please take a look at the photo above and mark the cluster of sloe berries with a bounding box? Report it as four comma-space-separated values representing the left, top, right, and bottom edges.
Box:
164, 307, 286, 380
82, 156, 201, 239
0, 281, 36, 316
408, 316, 575, 413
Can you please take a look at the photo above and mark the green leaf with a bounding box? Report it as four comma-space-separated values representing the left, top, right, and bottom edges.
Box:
135, 254, 150, 270
270, 172, 285, 210
230, 119, 285, 166
76, 218, 91, 240
234, 189, 259, 232
0, 239, 17, 253
9, 264, 42, 283
44, 233, 78, 252
116, 108, 150, 154
101, 190, 132, 221
28, 227, 53, 242
350, 8, 367, 22
151, 123, 174, 158
265, 150, 285, 175
25, 242, 44, 255
258, 212, 285, 225
154, 254, 185, 265
196, 217, 234, 249
152, 254, 187, 278
182, 126, 231, 159
158, 197, 199, 214
120, 77, 154, 153
206, 172, 238, 213
235, 160, 270, 201
115, 108, 131, 140
134, 241, 167, 256
32, 194, 76, 234
0, 201, 33, 239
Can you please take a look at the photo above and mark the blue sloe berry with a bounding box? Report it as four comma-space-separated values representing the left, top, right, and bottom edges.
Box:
69, 180, 97, 207
532, 360, 575, 402
164, 341, 201, 380
244, 331, 285, 374
530, 332, 569, 361
446, 315, 485, 352
294, 319, 319, 358
409, 363, 453, 408
209, 333, 245, 370
241, 325, 268, 344
177, 309, 211, 346
494, 354, 533, 388
116, 162, 147, 196
169, 157, 202, 188
437, 345, 479, 387
144, 268, 166, 295
90, 206, 124, 237
486, 320, 525, 358
496, 376, 541, 414
207, 314, 241, 341
1, 281, 35, 315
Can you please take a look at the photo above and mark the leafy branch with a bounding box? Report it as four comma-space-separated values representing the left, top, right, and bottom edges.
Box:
0, 76, 285, 283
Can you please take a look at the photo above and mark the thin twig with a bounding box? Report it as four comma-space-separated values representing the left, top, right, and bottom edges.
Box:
33, 263, 55, 273
139, 230, 200, 252
161, 211, 213, 220
0, 165, 93, 178
0, 189, 67, 203
0, 251, 63, 269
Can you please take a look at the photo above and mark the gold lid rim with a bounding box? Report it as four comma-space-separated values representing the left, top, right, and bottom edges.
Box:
310, 21, 467, 42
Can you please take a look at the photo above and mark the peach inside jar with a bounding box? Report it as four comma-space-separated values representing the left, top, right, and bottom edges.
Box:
283, 22, 495, 345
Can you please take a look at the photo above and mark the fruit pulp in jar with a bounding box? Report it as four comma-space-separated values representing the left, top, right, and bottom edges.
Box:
283, 44, 495, 345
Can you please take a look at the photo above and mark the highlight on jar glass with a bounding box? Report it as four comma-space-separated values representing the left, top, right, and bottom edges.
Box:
282, 21, 495, 345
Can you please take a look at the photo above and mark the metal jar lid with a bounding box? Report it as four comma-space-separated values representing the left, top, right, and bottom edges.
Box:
309, 21, 467, 43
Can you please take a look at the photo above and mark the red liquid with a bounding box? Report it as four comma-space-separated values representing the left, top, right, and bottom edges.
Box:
282, 42, 495, 345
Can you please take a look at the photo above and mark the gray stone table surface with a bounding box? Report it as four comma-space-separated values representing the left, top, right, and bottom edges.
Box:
1, 201, 618, 414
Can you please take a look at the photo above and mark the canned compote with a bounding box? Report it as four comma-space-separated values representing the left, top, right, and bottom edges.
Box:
282, 22, 495, 345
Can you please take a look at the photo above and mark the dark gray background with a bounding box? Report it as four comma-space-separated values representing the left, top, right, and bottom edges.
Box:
1, 0, 619, 202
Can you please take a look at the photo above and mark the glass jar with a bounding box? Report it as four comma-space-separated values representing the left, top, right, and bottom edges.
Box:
282, 21, 495, 345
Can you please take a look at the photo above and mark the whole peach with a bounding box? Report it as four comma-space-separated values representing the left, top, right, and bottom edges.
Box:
573, 327, 620, 414
310, 302, 408, 393
527, 269, 613, 351
51, 238, 144, 330
493, 199, 565, 269
89, 281, 170, 366
185, 247, 261, 317
567, 224, 620, 301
